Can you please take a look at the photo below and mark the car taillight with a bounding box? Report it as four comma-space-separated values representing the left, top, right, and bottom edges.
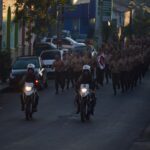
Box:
35, 80, 39, 85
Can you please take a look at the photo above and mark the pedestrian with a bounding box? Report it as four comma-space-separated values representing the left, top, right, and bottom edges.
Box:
52, 55, 65, 94
63, 53, 74, 89
96, 48, 105, 86
71, 53, 83, 83
104, 48, 112, 84
110, 53, 120, 95
118, 54, 128, 93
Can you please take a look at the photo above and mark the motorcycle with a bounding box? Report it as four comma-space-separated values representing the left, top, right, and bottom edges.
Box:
22, 82, 37, 120
79, 84, 93, 122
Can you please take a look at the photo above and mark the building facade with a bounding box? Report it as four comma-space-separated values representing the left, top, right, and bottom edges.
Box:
64, 0, 129, 39
2, 0, 35, 58
0, 0, 2, 49
64, 0, 96, 37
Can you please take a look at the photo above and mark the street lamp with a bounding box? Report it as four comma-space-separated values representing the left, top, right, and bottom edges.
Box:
56, 3, 63, 49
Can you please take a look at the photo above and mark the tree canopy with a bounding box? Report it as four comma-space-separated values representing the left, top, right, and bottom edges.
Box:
124, 1, 150, 38
14, 0, 71, 35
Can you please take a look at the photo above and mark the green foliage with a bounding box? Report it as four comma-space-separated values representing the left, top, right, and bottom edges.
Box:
14, 7, 19, 49
0, 51, 11, 82
124, 2, 150, 37
133, 7, 150, 36
6, 7, 11, 51
14, 0, 69, 37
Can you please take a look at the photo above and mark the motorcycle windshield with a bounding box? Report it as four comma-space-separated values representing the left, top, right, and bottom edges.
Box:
80, 84, 89, 90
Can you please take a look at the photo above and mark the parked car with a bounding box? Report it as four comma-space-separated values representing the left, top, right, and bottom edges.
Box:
73, 34, 87, 43
40, 49, 68, 77
42, 36, 86, 50
61, 30, 71, 38
71, 45, 97, 57
34, 42, 57, 56
47, 30, 71, 38
9, 56, 48, 89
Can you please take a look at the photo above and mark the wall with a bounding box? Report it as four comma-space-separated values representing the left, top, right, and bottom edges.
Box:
64, 0, 96, 36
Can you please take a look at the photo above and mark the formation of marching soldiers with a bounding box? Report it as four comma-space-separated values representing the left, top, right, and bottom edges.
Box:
105, 36, 150, 95
52, 36, 150, 95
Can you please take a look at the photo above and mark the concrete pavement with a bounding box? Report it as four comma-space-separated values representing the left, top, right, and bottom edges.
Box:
130, 122, 150, 150
0, 81, 8, 92
0, 72, 150, 150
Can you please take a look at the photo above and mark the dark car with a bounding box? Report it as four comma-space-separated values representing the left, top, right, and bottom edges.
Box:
34, 43, 57, 56
9, 56, 48, 89
72, 45, 97, 57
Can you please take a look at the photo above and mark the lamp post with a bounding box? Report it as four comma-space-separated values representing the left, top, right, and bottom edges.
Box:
98, 0, 103, 48
56, 0, 63, 49
128, 0, 135, 40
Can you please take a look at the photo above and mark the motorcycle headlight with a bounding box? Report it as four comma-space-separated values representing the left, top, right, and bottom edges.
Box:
81, 88, 87, 93
25, 86, 32, 92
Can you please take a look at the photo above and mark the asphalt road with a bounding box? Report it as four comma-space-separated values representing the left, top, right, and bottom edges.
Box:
0, 73, 150, 150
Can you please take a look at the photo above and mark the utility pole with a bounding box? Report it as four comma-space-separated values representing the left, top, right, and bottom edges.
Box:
128, 0, 136, 40
98, 0, 103, 48
56, 0, 62, 49
0, 0, 2, 51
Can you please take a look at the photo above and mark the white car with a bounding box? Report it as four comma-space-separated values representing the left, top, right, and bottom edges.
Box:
42, 37, 86, 50
40, 49, 68, 77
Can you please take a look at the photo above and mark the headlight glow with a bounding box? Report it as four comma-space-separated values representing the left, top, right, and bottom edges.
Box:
25, 86, 32, 92
81, 88, 87, 93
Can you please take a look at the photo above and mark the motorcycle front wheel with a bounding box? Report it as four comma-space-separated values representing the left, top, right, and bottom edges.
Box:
80, 101, 86, 122
25, 97, 33, 120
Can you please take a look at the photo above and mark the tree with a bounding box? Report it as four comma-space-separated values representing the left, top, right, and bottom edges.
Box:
6, 6, 11, 51
14, 0, 71, 55
132, 4, 150, 36
14, 0, 70, 35
14, 7, 19, 51
124, 1, 150, 38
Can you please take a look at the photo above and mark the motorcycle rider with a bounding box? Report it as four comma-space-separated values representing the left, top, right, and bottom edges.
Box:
75, 65, 96, 115
20, 64, 39, 112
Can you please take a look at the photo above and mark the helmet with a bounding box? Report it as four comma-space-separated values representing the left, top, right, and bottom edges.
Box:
27, 64, 35, 72
82, 65, 91, 72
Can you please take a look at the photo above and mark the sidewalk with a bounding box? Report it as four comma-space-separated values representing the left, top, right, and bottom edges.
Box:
0, 81, 9, 92
130, 124, 150, 150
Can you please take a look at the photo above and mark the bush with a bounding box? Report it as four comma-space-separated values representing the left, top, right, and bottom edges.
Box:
0, 51, 11, 82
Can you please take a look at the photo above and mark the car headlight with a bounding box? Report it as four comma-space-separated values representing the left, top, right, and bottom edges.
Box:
81, 88, 87, 93
25, 86, 32, 92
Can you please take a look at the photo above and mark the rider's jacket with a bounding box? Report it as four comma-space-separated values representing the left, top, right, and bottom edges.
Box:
20, 72, 37, 87
25, 72, 37, 83
76, 74, 96, 91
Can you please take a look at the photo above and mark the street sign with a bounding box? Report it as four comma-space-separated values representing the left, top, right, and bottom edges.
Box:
102, 0, 113, 21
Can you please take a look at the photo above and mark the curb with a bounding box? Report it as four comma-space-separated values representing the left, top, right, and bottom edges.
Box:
0, 84, 9, 93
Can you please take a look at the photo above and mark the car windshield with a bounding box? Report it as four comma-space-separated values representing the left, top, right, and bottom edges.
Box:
35, 43, 56, 56
66, 37, 77, 44
13, 58, 40, 69
41, 51, 61, 60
